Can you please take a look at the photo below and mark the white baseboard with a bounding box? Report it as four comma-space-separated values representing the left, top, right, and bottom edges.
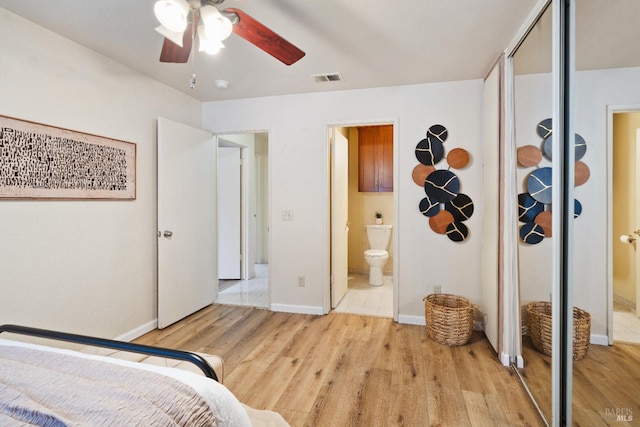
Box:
590, 333, 609, 346
270, 304, 324, 315
397, 314, 425, 325
115, 319, 157, 342
613, 293, 636, 310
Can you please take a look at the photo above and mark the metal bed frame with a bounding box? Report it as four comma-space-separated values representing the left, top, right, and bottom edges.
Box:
0, 324, 218, 382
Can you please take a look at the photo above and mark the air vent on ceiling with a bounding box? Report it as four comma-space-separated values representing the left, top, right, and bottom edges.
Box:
311, 72, 344, 83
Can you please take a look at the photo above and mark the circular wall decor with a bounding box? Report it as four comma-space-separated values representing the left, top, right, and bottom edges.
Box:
527, 167, 553, 204
534, 211, 552, 237
429, 210, 454, 234
517, 145, 543, 167
445, 193, 474, 221
446, 221, 468, 242
412, 164, 436, 186
415, 137, 444, 165
520, 222, 546, 245
536, 118, 552, 139
427, 124, 448, 144
575, 161, 590, 186
517, 118, 589, 244
542, 133, 587, 161
419, 196, 440, 217
518, 193, 545, 223
447, 148, 470, 169
424, 169, 460, 203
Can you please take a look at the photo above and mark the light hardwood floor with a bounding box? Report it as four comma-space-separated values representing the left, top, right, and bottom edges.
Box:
520, 335, 640, 425
136, 304, 545, 426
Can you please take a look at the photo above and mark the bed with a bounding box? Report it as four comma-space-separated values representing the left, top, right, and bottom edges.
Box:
0, 324, 289, 426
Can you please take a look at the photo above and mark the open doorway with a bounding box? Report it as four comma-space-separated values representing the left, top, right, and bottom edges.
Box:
328, 124, 396, 318
216, 132, 269, 309
611, 110, 640, 344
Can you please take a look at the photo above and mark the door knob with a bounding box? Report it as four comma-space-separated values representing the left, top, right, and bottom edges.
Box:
163, 230, 173, 238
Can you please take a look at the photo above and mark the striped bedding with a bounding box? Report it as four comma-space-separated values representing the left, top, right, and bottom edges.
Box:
0, 339, 251, 426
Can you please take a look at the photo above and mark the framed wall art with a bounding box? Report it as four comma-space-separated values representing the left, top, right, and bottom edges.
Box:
0, 115, 136, 200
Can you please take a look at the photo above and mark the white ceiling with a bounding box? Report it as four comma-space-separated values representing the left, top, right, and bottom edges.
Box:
0, 1, 637, 102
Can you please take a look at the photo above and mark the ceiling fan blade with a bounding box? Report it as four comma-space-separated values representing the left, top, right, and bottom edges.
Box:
223, 8, 305, 65
159, 22, 193, 63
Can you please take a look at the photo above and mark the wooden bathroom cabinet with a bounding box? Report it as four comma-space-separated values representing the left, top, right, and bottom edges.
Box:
358, 125, 393, 192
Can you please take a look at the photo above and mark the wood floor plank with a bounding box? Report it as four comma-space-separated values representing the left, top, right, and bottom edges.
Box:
135, 305, 546, 426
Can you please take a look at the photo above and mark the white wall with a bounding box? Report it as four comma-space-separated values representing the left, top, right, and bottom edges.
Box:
0, 9, 202, 339
203, 80, 485, 321
515, 66, 640, 339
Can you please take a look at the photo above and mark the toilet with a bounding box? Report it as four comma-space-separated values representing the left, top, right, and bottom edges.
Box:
364, 224, 392, 286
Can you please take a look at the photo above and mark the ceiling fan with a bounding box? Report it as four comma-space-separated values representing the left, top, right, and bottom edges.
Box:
154, 0, 305, 66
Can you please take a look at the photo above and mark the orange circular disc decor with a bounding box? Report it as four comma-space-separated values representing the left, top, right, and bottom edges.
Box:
447, 148, 470, 169
575, 161, 590, 186
429, 210, 454, 234
534, 211, 552, 237
412, 164, 436, 186
517, 145, 543, 167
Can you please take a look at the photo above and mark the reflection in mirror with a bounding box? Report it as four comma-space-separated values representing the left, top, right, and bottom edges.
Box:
511, 3, 553, 424
572, 0, 640, 424
215, 132, 270, 309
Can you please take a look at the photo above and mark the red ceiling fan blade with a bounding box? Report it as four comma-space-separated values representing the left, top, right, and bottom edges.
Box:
223, 8, 305, 65
159, 22, 193, 63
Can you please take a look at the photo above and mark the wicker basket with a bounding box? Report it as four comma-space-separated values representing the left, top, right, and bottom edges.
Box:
526, 301, 591, 360
423, 294, 473, 346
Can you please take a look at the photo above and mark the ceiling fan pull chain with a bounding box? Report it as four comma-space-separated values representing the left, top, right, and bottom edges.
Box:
189, 9, 197, 89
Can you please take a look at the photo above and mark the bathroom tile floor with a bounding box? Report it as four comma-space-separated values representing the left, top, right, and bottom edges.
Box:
333, 273, 393, 318
613, 301, 640, 344
215, 264, 269, 309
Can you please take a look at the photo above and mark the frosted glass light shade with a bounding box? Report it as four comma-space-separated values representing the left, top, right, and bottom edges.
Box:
200, 5, 233, 41
154, 0, 190, 32
197, 24, 224, 54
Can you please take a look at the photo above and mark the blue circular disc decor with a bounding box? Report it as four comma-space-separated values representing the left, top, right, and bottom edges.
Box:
543, 134, 587, 161
537, 118, 552, 139
520, 222, 545, 245
446, 221, 468, 242
424, 169, 460, 203
415, 137, 445, 165
419, 195, 440, 217
427, 124, 448, 143
574, 199, 582, 218
445, 193, 474, 221
527, 167, 553, 204
518, 192, 545, 222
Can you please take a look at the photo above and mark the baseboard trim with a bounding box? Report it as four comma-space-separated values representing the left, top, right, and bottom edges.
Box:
271, 304, 324, 315
115, 319, 157, 342
397, 314, 425, 325
590, 333, 608, 346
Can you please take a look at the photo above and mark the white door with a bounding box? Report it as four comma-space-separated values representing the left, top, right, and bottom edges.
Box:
157, 117, 216, 329
218, 146, 242, 279
636, 128, 640, 316
331, 128, 349, 308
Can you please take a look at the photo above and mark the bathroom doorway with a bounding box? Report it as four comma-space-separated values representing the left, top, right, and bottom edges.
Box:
611, 110, 640, 344
328, 124, 396, 318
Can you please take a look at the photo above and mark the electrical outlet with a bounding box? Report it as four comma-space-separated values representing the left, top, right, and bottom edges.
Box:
282, 210, 293, 221
433, 285, 441, 294
297, 276, 305, 287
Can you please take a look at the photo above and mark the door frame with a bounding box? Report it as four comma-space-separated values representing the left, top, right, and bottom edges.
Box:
215, 130, 271, 304
323, 118, 399, 321
607, 104, 640, 344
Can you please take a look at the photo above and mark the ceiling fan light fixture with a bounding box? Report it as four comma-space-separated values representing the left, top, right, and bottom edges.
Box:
197, 24, 225, 54
154, 0, 190, 33
200, 5, 233, 41
155, 24, 185, 48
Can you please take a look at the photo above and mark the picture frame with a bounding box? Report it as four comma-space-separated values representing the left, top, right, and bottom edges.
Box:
0, 115, 136, 200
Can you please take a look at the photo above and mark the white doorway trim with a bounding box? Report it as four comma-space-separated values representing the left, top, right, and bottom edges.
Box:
607, 104, 640, 345
323, 118, 399, 322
